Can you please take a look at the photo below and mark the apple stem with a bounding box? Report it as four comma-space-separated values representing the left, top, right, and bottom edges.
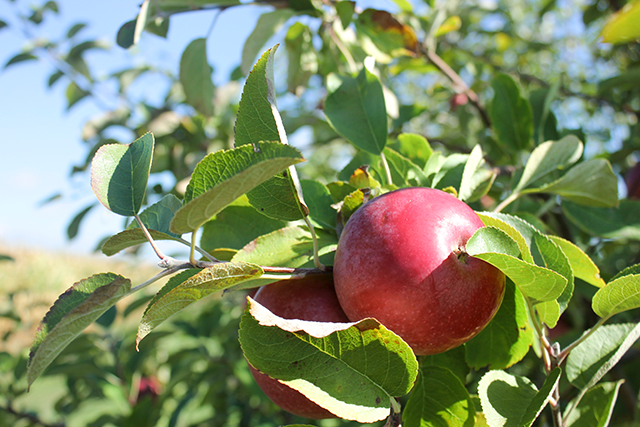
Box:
379, 151, 393, 186
304, 216, 325, 270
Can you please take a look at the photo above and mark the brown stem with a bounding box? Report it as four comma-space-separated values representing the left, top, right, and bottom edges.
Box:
419, 47, 492, 129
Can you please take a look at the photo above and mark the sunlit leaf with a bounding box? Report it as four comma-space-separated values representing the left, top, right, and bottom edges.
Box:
137, 262, 263, 347
239, 298, 418, 423
241, 10, 295, 75
548, 236, 605, 288
514, 135, 583, 193
600, 0, 640, 44
592, 274, 640, 319
171, 142, 304, 234
478, 368, 561, 427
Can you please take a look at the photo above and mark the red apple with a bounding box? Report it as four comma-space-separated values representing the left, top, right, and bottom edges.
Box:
333, 187, 506, 356
246, 274, 349, 419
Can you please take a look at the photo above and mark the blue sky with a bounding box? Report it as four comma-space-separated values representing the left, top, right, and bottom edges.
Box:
0, 0, 266, 256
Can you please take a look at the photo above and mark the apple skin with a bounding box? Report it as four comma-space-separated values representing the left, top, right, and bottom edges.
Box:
247, 274, 349, 420
333, 187, 506, 356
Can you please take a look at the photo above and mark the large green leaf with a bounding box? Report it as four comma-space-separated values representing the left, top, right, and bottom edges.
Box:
467, 228, 566, 304
403, 366, 475, 427
382, 147, 429, 187
241, 10, 295, 75
200, 198, 286, 252
566, 322, 640, 390
592, 274, 640, 319
236, 46, 309, 221
300, 179, 337, 230
394, 133, 432, 168
478, 368, 561, 427
28, 273, 131, 387
547, 236, 605, 288
90, 133, 154, 216
459, 145, 486, 202
564, 381, 623, 427
600, 0, 640, 44
239, 298, 418, 423
171, 142, 304, 234
476, 212, 534, 264
514, 135, 583, 192
465, 280, 533, 370
137, 262, 263, 348
232, 225, 338, 268
562, 199, 640, 240
324, 67, 388, 155
179, 38, 215, 117
420, 346, 469, 384
525, 159, 618, 207
489, 74, 533, 152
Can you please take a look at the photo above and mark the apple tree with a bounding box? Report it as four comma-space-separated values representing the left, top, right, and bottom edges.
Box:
3, 0, 640, 426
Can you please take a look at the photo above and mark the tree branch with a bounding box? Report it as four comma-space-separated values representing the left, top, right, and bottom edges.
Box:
0, 403, 64, 427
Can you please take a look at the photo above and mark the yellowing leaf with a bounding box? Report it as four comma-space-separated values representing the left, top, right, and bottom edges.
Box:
600, 0, 640, 44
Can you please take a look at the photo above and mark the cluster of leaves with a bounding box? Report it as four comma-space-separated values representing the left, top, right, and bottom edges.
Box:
3, 0, 640, 426
21, 38, 640, 427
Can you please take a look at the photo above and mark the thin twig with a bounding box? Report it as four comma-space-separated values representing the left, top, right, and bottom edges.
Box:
129, 263, 192, 294
0, 403, 64, 427
420, 46, 492, 128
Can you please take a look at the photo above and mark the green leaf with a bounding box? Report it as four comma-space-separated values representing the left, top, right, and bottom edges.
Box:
394, 133, 432, 168
67, 203, 95, 240
530, 84, 560, 145
465, 279, 534, 370
335, 1, 355, 28
592, 274, 640, 318
383, 147, 429, 187
90, 133, 154, 217
467, 227, 567, 304
171, 142, 304, 234
128, 194, 182, 237
355, 9, 418, 57
403, 366, 475, 427
28, 273, 131, 387
600, 0, 640, 44
66, 22, 87, 38
476, 212, 534, 264
236, 46, 309, 221
565, 323, 640, 390
610, 263, 640, 282
179, 38, 214, 117
66, 81, 89, 110
459, 145, 486, 202
4, 52, 38, 68
200, 198, 286, 252
598, 67, 640, 96
431, 153, 468, 191
564, 381, 623, 427
116, 19, 136, 49
478, 368, 561, 427
239, 298, 419, 423
285, 22, 317, 94
514, 135, 583, 193
531, 233, 574, 327
137, 262, 263, 348
324, 67, 388, 155
0, 254, 14, 262
300, 180, 337, 229
525, 159, 618, 207
489, 74, 534, 152
241, 10, 295, 75
102, 229, 179, 256
466, 227, 521, 259
470, 252, 565, 304
562, 199, 640, 240
232, 225, 338, 269
420, 346, 469, 384
548, 236, 605, 288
